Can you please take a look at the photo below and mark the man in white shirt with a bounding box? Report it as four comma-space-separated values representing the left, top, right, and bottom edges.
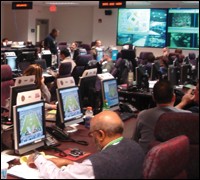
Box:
27, 111, 144, 179
60, 48, 76, 73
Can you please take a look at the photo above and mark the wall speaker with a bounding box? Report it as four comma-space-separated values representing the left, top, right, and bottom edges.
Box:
105, 10, 112, 15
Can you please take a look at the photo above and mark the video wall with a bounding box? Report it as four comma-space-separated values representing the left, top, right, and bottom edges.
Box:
117, 8, 199, 50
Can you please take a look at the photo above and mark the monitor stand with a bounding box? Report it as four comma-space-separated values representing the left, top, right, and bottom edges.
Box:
63, 124, 78, 134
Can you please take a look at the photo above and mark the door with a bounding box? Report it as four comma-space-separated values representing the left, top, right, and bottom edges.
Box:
36, 19, 49, 43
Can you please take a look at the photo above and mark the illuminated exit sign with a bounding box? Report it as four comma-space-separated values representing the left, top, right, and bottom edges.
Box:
99, 1, 126, 8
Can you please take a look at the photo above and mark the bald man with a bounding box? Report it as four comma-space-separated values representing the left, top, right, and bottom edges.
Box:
27, 111, 144, 179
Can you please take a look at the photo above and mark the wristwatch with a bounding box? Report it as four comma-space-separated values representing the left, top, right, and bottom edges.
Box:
33, 151, 42, 161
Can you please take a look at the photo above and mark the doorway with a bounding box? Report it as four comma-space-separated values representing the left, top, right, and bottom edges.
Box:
35, 19, 49, 43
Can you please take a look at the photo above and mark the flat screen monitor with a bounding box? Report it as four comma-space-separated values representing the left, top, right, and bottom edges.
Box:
13, 101, 46, 155
9, 84, 37, 123
6, 56, 17, 71
5, 52, 18, 71
121, 49, 136, 61
79, 48, 87, 55
180, 64, 192, 85
56, 86, 83, 129
136, 65, 146, 89
168, 65, 178, 86
150, 62, 161, 80
96, 48, 104, 62
17, 50, 37, 62
167, 8, 199, 50
102, 79, 119, 111
112, 49, 119, 61
117, 8, 167, 47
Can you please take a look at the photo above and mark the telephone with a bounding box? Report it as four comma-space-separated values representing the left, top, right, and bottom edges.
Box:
46, 126, 70, 141
45, 132, 60, 147
119, 102, 138, 113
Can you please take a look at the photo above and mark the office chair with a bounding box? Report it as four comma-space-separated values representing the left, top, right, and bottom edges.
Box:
1, 65, 15, 108
50, 62, 72, 101
143, 135, 189, 179
58, 41, 67, 50
152, 112, 199, 179
79, 44, 91, 54
72, 54, 93, 85
34, 59, 47, 70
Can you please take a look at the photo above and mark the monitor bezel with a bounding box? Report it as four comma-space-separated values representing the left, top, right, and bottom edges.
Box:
101, 78, 119, 110
13, 100, 46, 155
9, 84, 37, 122
56, 86, 84, 128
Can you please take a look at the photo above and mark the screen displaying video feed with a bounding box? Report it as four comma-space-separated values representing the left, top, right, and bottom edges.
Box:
103, 79, 119, 107
167, 9, 199, 50
117, 9, 167, 48
59, 87, 83, 121
16, 102, 45, 147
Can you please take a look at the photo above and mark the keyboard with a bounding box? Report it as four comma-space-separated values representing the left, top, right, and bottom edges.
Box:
119, 112, 137, 121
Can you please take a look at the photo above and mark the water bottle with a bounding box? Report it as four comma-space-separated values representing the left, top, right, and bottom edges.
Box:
102, 100, 110, 111
84, 107, 93, 128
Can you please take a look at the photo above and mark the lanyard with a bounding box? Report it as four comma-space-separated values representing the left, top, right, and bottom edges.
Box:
102, 137, 123, 151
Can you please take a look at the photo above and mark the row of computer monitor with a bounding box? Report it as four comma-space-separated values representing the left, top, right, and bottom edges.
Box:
10, 77, 119, 155
136, 59, 199, 88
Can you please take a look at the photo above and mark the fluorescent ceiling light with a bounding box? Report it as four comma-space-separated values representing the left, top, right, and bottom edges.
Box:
45, 2, 79, 5
182, 1, 199, 3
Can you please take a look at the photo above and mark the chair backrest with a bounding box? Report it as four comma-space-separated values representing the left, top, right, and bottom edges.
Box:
153, 112, 199, 179
143, 135, 189, 179
18, 61, 31, 73
76, 54, 93, 66
58, 62, 72, 77
72, 54, 94, 85
1, 65, 15, 107
79, 44, 91, 54
34, 59, 47, 70
155, 112, 199, 144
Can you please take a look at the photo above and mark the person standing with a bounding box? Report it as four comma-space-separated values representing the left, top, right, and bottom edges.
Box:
44, 28, 59, 66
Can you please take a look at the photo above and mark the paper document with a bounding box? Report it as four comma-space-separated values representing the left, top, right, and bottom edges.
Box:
8, 163, 42, 179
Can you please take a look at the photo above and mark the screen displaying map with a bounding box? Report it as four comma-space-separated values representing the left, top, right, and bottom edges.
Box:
59, 87, 83, 121
117, 9, 167, 47
17, 102, 45, 147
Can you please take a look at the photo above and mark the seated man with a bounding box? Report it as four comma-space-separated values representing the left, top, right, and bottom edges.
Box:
176, 80, 199, 113
27, 111, 145, 179
133, 80, 191, 153
100, 50, 114, 73
69, 42, 79, 60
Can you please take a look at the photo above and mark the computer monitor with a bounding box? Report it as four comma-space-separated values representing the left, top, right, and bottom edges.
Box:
9, 84, 37, 123
96, 48, 104, 62
56, 86, 84, 130
79, 48, 87, 55
5, 52, 18, 71
150, 62, 161, 80
180, 64, 192, 85
101, 79, 119, 111
111, 49, 119, 61
136, 65, 146, 89
17, 50, 37, 63
168, 65, 179, 86
13, 101, 46, 155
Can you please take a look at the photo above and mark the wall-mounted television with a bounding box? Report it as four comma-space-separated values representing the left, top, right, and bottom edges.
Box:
167, 8, 199, 50
117, 8, 168, 48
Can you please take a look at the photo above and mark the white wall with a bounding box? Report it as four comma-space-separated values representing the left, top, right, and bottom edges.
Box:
51, 6, 93, 44
28, 5, 53, 43
2, 4, 29, 42
1, 3, 199, 57
93, 7, 118, 47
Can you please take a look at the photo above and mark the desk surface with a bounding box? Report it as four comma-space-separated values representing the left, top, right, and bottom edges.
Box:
6, 116, 137, 179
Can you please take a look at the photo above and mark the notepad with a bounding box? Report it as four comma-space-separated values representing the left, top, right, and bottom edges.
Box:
8, 163, 42, 179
